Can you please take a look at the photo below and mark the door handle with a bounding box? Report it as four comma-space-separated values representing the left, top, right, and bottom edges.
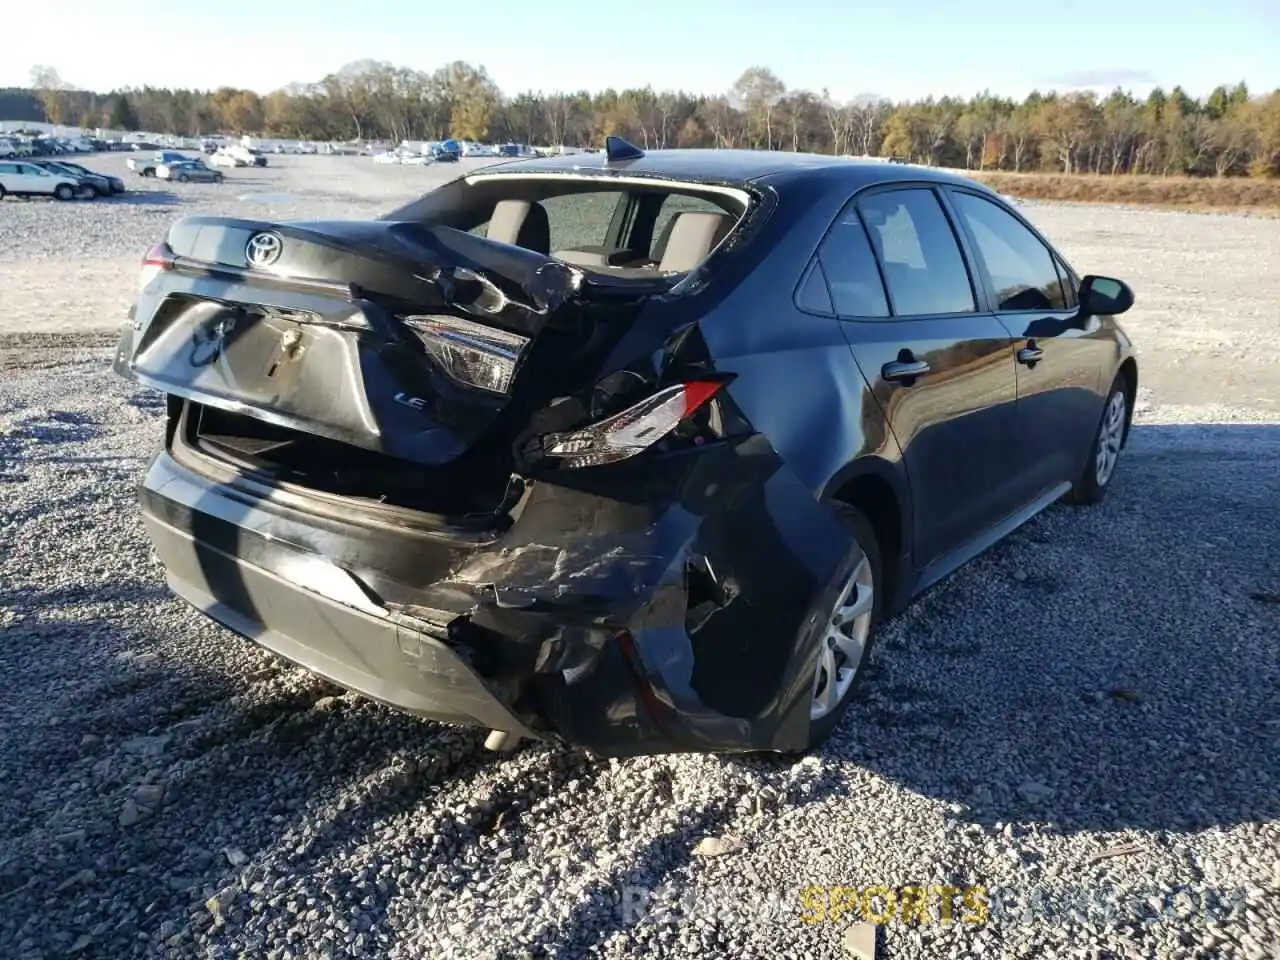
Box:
882, 358, 932, 382
1017, 340, 1044, 366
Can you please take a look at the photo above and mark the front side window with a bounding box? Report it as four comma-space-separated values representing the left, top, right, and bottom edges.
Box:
857, 189, 976, 316
1054, 254, 1078, 308
950, 191, 1068, 311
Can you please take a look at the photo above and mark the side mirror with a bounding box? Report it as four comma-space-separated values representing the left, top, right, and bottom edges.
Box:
1078, 275, 1134, 316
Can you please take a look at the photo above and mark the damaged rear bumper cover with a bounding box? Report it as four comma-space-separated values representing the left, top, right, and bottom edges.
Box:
140, 441, 829, 756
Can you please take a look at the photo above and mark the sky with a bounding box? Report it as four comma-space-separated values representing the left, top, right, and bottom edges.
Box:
7, 0, 1278, 103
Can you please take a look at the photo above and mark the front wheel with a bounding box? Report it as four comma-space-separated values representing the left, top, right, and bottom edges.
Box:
805, 505, 882, 749
54, 184, 74, 201
177, 174, 189, 183
1067, 376, 1130, 505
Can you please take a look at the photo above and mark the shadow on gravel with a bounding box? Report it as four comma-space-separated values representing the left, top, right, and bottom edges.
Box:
0, 600, 496, 955
826, 422, 1280, 837
107, 190, 183, 206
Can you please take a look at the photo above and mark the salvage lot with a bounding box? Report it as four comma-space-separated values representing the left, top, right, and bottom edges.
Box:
1, 154, 1277, 959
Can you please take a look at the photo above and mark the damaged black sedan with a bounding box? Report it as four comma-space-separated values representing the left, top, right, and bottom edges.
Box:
113, 140, 1138, 756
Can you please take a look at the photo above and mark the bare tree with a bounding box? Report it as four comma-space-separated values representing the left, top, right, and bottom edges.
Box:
731, 67, 786, 149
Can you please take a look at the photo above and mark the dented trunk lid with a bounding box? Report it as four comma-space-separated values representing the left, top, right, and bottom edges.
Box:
114, 215, 654, 466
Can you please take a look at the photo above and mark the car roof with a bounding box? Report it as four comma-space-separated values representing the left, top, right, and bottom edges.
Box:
469, 148, 992, 192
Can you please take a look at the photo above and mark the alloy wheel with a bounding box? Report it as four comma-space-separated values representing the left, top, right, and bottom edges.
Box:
1094, 390, 1126, 487
810, 553, 875, 721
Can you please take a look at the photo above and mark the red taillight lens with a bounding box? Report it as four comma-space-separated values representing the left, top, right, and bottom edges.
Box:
138, 242, 173, 292
542, 380, 726, 469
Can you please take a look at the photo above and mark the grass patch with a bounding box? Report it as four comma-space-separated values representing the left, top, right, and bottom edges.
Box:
964, 171, 1280, 214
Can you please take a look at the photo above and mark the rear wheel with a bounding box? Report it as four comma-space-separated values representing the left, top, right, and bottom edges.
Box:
1067, 376, 1130, 505
0, 185, 6, 200
54, 184, 74, 201
805, 505, 882, 749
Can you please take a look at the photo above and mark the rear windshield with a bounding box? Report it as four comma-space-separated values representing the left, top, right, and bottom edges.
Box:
385, 174, 753, 278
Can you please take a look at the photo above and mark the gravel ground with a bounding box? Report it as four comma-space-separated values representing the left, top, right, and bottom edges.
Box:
1, 155, 1278, 960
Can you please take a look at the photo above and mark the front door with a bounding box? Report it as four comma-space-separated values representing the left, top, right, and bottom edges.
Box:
944, 189, 1112, 496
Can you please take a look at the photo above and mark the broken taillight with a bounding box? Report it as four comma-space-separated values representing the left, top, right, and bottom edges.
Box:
402, 314, 530, 395
542, 380, 726, 469
138, 242, 174, 293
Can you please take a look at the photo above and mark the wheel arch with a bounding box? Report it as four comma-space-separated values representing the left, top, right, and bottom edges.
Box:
1117, 356, 1138, 445
823, 457, 913, 612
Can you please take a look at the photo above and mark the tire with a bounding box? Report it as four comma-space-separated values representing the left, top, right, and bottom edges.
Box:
1066, 375, 1130, 505
177, 174, 189, 183
215, 174, 224, 183
142, 168, 155, 178
54, 184, 74, 201
0, 185, 6, 201
804, 504, 883, 749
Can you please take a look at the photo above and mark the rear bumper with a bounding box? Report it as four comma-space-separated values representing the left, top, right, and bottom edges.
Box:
144, 500, 534, 736
137, 426, 854, 756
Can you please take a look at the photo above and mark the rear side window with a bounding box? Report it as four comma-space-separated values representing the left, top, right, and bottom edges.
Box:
796, 261, 835, 314
540, 192, 624, 253
949, 191, 1068, 311
817, 204, 891, 318
857, 189, 975, 316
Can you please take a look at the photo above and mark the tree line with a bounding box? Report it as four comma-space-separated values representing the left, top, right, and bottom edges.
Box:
6, 63, 1280, 178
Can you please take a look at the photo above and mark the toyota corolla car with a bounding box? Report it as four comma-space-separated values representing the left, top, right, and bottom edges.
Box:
112, 139, 1137, 757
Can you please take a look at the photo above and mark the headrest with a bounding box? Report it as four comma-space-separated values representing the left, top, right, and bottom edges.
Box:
486, 199, 550, 254
657, 211, 734, 273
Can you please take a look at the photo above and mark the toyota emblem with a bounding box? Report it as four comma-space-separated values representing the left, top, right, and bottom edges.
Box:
245, 231, 283, 268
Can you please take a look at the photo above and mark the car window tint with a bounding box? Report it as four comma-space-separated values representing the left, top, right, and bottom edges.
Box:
950, 192, 1067, 311
0, 163, 15, 174
817, 203, 890, 318
857, 189, 975, 316
540, 192, 623, 253
651, 194, 725, 259
796, 260, 834, 314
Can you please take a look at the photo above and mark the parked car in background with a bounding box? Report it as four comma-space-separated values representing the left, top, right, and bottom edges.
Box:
209, 149, 248, 169
0, 160, 91, 200
230, 144, 269, 167
29, 159, 119, 197
156, 159, 224, 183
54, 160, 126, 195
112, 140, 1138, 757
128, 151, 193, 177
432, 141, 461, 162
210, 145, 267, 168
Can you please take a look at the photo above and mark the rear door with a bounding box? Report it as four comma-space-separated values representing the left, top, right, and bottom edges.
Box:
818, 186, 1022, 567
14, 163, 52, 194
944, 189, 1110, 494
